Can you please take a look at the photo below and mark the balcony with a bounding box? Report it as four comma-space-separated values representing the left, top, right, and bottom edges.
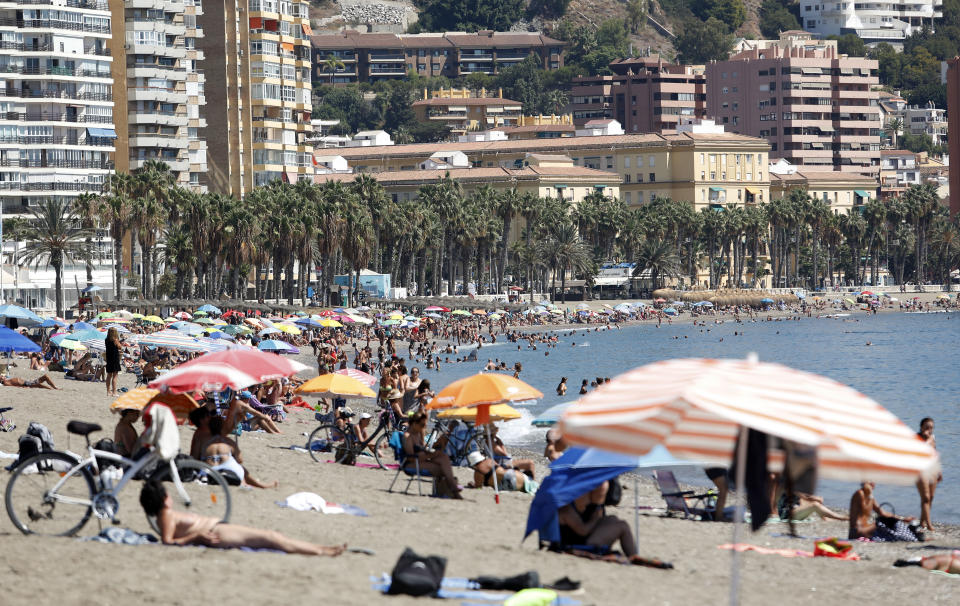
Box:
461, 53, 493, 60
367, 53, 404, 62
0, 111, 113, 124
0, 181, 107, 193
368, 66, 406, 76
8, 0, 110, 9
0, 65, 111, 79
0, 159, 114, 169
0, 88, 112, 102
129, 134, 188, 149
3, 18, 112, 35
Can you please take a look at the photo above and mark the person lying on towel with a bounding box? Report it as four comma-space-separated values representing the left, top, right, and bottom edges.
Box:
140, 481, 344, 556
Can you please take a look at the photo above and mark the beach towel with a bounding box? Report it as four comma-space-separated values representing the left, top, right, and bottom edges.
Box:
275, 492, 368, 516
83, 527, 158, 545
370, 575, 582, 604
324, 459, 399, 470
718, 543, 814, 558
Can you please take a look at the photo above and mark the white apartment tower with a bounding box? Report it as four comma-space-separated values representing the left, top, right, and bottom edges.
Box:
800, 0, 943, 47
0, 0, 116, 212
109, 0, 207, 190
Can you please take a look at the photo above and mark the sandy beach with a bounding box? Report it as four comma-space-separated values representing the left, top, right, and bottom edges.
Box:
0, 346, 957, 606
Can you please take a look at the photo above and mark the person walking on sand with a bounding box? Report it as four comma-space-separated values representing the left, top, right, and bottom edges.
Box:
105, 326, 122, 396
916, 417, 941, 532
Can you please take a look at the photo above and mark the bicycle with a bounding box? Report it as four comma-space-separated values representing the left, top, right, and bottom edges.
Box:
305, 405, 404, 468
5, 419, 232, 537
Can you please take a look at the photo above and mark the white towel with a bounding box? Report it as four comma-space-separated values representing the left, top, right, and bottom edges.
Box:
276, 492, 345, 514
142, 403, 179, 460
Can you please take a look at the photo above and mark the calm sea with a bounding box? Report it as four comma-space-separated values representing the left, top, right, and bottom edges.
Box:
422, 311, 960, 523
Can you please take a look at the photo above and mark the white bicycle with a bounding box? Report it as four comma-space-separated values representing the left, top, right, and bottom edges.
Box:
5, 420, 232, 537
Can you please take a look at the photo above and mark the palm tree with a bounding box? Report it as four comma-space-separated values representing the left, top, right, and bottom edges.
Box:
102, 173, 134, 299
633, 238, 682, 290
884, 117, 903, 149
72, 192, 99, 288
544, 90, 568, 115
19, 200, 93, 317
543, 221, 591, 303
322, 54, 346, 81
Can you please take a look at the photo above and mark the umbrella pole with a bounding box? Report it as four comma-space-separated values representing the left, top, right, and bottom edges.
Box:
729, 426, 748, 606
485, 425, 500, 503
633, 475, 639, 550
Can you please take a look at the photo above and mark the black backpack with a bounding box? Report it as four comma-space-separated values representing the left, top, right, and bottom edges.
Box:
387, 548, 447, 597
12, 422, 56, 469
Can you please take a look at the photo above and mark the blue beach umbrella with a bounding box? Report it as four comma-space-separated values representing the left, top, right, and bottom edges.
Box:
294, 317, 323, 328
70, 321, 95, 332
206, 331, 236, 341
258, 327, 281, 337
197, 304, 222, 315
258, 339, 298, 354
663, 308, 678, 315
0, 304, 43, 328
524, 446, 701, 544
531, 401, 574, 428
0, 326, 40, 353
760, 298, 774, 304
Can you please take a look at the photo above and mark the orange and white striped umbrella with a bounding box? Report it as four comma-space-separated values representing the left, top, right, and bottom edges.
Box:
559, 357, 939, 485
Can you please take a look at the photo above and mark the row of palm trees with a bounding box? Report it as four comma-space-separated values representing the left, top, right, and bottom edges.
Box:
9, 162, 960, 316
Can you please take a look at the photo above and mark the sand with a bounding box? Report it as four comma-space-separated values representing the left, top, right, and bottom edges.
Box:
0, 346, 958, 605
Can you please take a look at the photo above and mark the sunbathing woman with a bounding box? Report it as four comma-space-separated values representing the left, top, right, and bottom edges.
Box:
140, 481, 343, 555
777, 492, 848, 522
223, 393, 281, 434
467, 452, 537, 493
2, 374, 58, 389
203, 417, 278, 489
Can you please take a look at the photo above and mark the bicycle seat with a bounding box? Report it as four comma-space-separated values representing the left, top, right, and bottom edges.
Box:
0, 406, 11, 413
67, 420, 101, 436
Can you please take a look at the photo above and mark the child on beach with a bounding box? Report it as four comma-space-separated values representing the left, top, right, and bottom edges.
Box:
140, 481, 344, 555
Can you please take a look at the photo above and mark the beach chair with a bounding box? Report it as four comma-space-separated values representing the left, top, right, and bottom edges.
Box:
653, 470, 716, 521
386, 430, 436, 497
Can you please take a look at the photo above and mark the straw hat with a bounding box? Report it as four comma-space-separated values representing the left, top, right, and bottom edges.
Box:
387, 389, 403, 400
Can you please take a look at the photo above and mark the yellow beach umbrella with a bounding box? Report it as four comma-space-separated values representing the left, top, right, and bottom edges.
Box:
142, 315, 164, 324
388, 312, 404, 320
438, 403, 521, 423
131, 313, 144, 319
58, 339, 87, 351
295, 374, 376, 399
275, 323, 302, 335
319, 319, 343, 328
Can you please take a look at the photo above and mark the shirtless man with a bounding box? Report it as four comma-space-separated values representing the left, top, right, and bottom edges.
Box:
140, 481, 343, 555
544, 428, 567, 462
1, 374, 58, 389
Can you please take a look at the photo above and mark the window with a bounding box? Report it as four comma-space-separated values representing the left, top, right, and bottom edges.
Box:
624, 156, 630, 169
624, 174, 631, 183
637, 156, 643, 168
649, 173, 656, 182
637, 192, 643, 203
624, 192, 631, 203
649, 156, 655, 167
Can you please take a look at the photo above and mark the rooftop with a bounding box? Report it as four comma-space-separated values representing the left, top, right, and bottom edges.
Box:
329, 132, 769, 160
314, 164, 620, 185
770, 171, 877, 184
412, 97, 522, 107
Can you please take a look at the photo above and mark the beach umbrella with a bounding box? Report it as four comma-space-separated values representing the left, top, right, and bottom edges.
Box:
56, 339, 87, 351
109, 388, 199, 424
222, 325, 251, 335
531, 401, 574, 428
844, 298, 856, 304
427, 373, 543, 499
134, 330, 230, 353
70, 321, 95, 331
177, 347, 308, 382
273, 323, 302, 335
40, 318, 66, 329
613, 304, 631, 312
258, 327, 281, 337
525, 445, 703, 547
576, 303, 590, 310
760, 298, 774, 304
194, 317, 217, 325
150, 363, 261, 394
295, 374, 376, 399
451, 310, 471, 316
425, 313, 443, 319
334, 368, 377, 387
316, 309, 338, 317
193, 310, 208, 317
112, 310, 134, 320
0, 326, 40, 353
206, 331, 236, 341
0, 304, 43, 328
173, 311, 192, 320
131, 313, 144, 320
559, 355, 941, 603
860, 291, 874, 297
663, 308, 677, 315
96, 312, 113, 320
103, 323, 131, 334
258, 339, 299, 354
698, 301, 714, 307
141, 315, 164, 324
295, 317, 324, 328
81, 285, 103, 293
381, 319, 400, 326
937, 294, 950, 300
438, 403, 522, 422
424, 306, 449, 312
348, 315, 373, 325
319, 319, 343, 328
197, 304, 222, 315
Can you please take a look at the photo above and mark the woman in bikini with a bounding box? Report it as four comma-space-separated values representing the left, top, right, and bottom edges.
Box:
558, 482, 646, 562
140, 481, 343, 555
402, 412, 461, 499
916, 417, 941, 532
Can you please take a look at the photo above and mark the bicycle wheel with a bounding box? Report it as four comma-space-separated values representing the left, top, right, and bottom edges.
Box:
147, 458, 231, 534
306, 424, 350, 463
372, 432, 395, 469
5, 452, 95, 536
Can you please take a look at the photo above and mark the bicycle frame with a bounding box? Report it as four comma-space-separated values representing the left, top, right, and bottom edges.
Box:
43, 448, 191, 511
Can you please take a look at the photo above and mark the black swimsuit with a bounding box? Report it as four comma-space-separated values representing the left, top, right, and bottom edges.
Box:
559, 503, 596, 546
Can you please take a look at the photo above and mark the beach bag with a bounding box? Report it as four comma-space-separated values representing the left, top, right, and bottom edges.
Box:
26, 422, 55, 451
15, 433, 43, 467
387, 547, 446, 597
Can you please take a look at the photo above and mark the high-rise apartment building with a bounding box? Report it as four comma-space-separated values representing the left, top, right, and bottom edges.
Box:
0, 0, 116, 212
196, 0, 312, 195
706, 31, 881, 176
109, 0, 208, 190
568, 57, 707, 132
799, 0, 941, 48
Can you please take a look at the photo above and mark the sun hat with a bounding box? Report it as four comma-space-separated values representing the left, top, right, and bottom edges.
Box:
359, 412, 372, 420
387, 389, 403, 400
467, 451, 485, 468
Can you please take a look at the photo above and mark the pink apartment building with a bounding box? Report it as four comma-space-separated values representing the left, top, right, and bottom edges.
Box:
706, 32, 880, 176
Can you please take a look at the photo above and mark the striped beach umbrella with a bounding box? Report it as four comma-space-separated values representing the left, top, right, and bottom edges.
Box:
559, 356, 940, 485
334, 367, 377, 387
133, 330, 229, 353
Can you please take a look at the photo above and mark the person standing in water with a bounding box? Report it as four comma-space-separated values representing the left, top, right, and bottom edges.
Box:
916, 417, 941, 532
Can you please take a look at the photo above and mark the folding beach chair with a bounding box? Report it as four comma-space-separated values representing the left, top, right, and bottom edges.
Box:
387, 430, 436, 497
652, 470, 716, 521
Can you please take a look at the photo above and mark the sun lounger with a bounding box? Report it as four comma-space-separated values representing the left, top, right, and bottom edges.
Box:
386, 430, 436, 497
653, 470, 716, 521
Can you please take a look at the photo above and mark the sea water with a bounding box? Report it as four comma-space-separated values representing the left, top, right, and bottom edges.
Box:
422, 312, 960, 523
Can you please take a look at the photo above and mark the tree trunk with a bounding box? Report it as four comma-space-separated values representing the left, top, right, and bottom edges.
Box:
53, 257, 64, 318
113, 231, 123, 301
